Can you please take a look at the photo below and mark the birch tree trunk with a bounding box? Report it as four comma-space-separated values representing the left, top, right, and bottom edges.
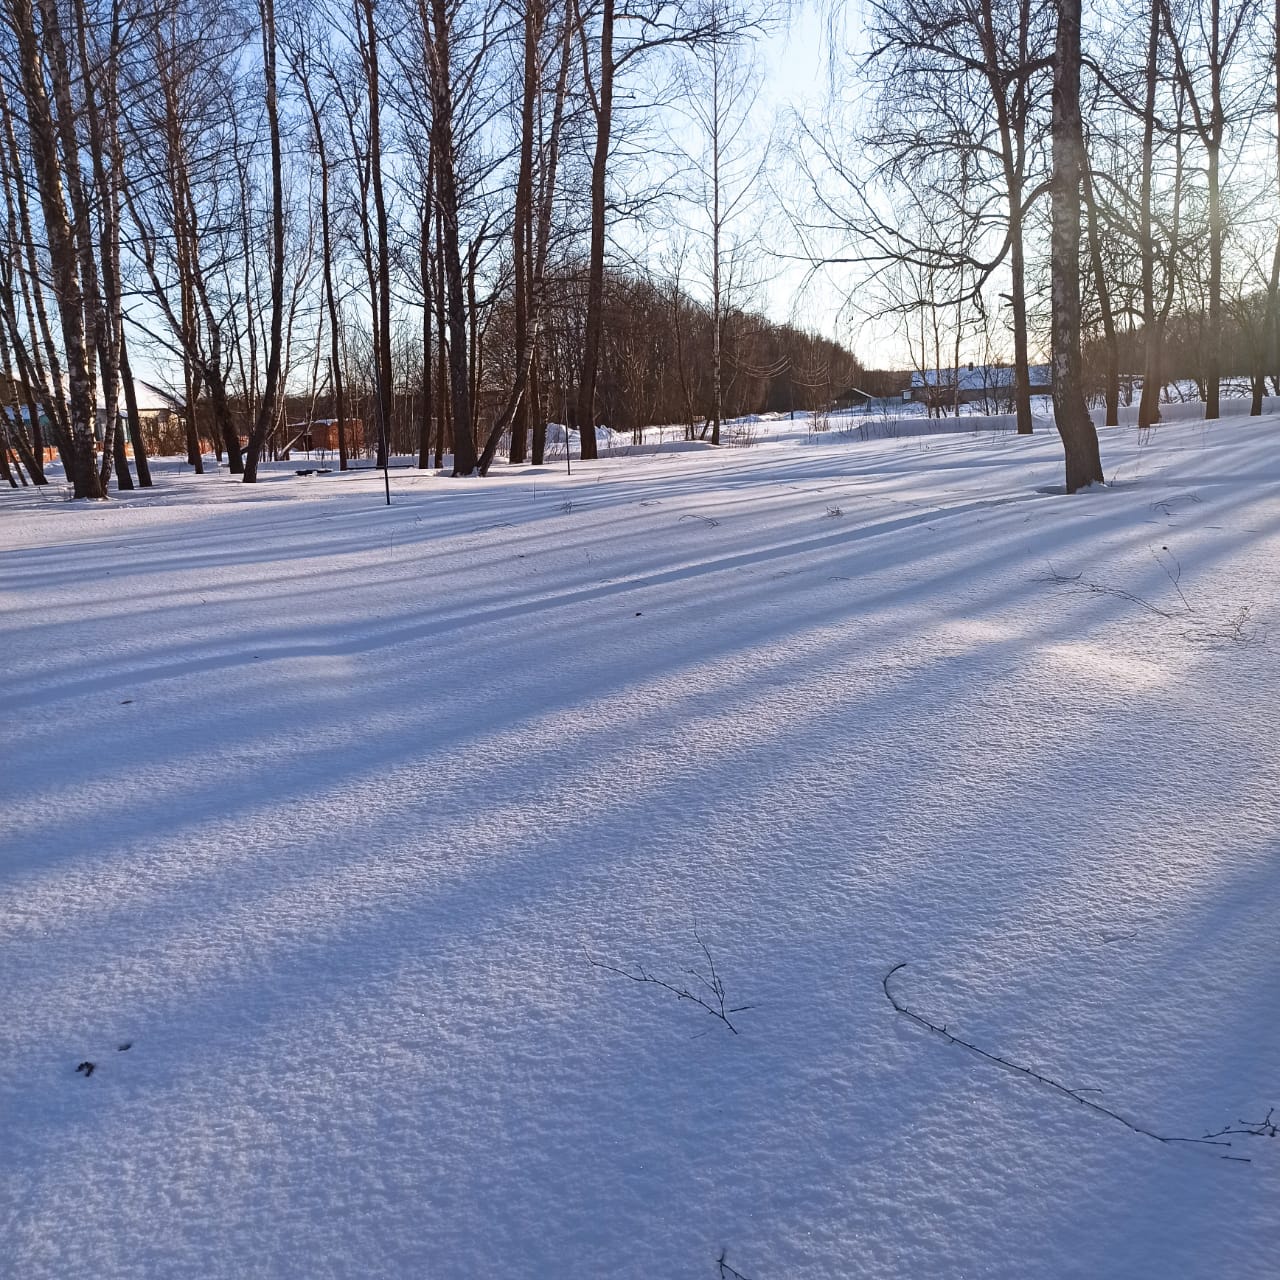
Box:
8, 0, 103, 497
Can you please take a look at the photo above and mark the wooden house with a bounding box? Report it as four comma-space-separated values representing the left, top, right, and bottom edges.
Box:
276, 417, 365, 458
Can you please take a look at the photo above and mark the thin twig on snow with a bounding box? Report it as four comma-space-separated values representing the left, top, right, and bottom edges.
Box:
586, 931, 752, 1033
882, 963, 1251, 1162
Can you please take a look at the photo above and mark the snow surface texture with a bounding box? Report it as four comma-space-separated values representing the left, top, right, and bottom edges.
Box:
2, 416, 1278, 1279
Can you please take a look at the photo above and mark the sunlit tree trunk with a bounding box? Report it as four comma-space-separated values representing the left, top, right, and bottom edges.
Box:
9, 0, 103, 497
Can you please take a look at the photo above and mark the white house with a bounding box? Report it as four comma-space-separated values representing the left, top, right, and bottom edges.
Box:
905, 363, 1052, 409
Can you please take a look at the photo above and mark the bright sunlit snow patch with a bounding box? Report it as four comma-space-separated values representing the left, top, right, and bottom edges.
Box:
1038, 641, 1171, 689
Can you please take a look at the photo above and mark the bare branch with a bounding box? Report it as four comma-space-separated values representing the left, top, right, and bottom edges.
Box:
883, 963, 1250, 1161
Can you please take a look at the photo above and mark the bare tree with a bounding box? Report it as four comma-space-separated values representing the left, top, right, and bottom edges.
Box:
356, 0, 394, 470
1254, 0, 1280, 413
475, 0, 577, 474
1050, 0, 1103, 490
241, 0, 287, 482
1159, 0, 1261, 420
573, 0, 724, 458
809, 0, 1053, 435
420, 0, 477, 473
119, 2, 261, 474
0, 71, 60, 484
283, 6, 351, 469
3, 0, 105, 496
680, 0, 769, 445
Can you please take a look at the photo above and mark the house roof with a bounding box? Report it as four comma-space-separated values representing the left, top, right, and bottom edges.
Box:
131, 380, 183, 413
2, 375, 179, 422
85, 377, 183, 414
910, 364, 1052, 391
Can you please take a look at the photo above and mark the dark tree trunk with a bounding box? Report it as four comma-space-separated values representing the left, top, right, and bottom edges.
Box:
242, 0, 286, 483
530, 352, 546, 465
297, 63, 349, 472
419, 168, 433, 470
419, 216, 433, 469
575, 0, 614, 461
118, 330, 153, 486
976, 0, 1033, 435
13, 0, 103, 497
361, 0, 394, 470
1050, 0, 1104, 492
428, 0, 476, 474
1082, 168, 1119, 426
0, 79, 59, 478
112, 417, 133, 488
467, 241, 480, 446
8, 411, 42, 482
479, 0, 574, 474
1206, 135, 1221, 420
433, 195, 448, 469
1009, 198, 1033, 434
507, 0, 539, 467
1262, 1, 1280, 416
1138, 0, 1162, 428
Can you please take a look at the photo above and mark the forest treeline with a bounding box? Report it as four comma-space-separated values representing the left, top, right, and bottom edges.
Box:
127, 268, 864, 461
295, 269, 862, 458
1, 0, 1277, 498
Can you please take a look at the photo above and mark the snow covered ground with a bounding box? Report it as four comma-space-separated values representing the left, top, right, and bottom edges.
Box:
3, 415, 1278, 1278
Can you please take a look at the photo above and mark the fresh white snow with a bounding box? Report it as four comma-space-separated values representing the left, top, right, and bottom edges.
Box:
2, 415, 1277, 1278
